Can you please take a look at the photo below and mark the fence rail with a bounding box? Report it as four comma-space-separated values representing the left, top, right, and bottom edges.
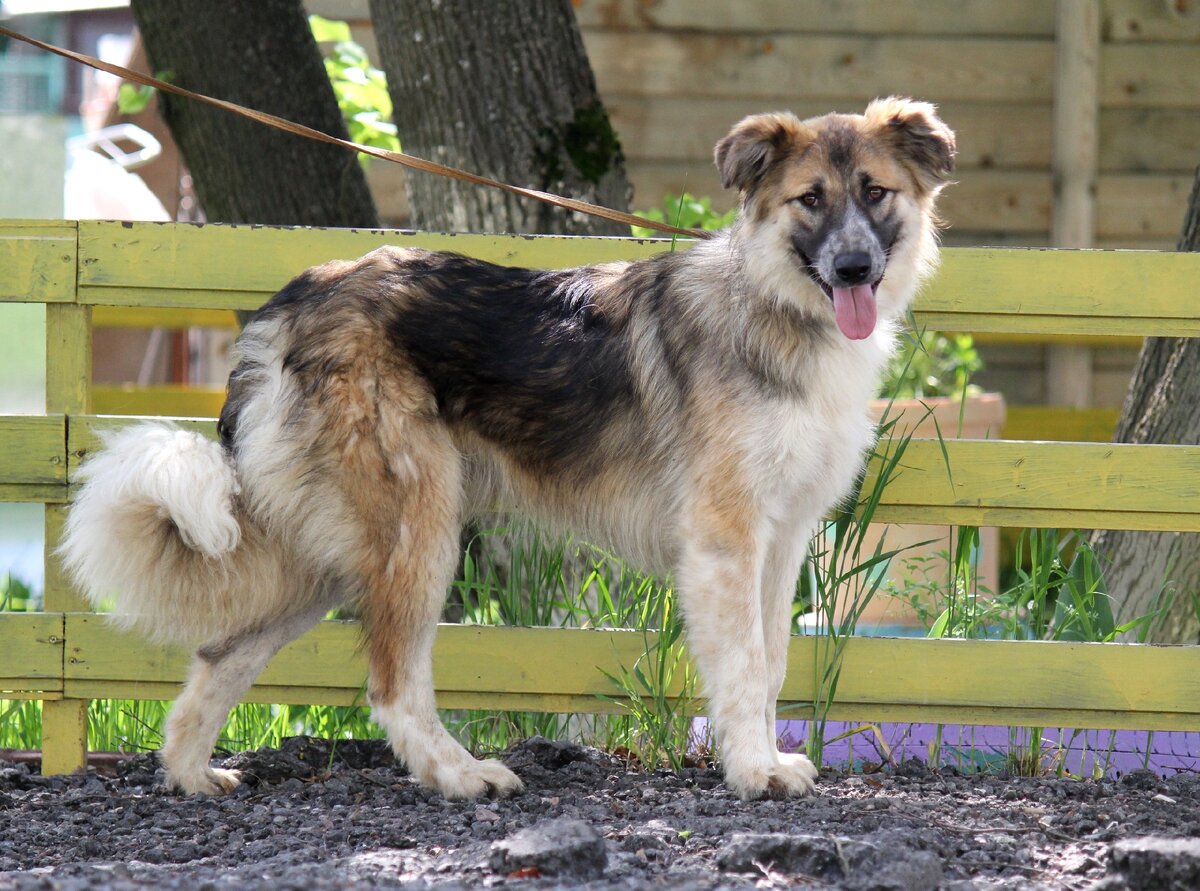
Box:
3, 219, 1200, 774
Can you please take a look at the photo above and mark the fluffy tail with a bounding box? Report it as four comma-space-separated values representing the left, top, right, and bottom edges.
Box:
59, 422, 282, 645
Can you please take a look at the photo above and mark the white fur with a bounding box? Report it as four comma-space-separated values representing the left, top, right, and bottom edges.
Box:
58, 423, 260, 643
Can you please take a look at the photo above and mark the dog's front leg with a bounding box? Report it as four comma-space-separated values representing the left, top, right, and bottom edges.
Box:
677, 517, 817, 800
760, 520, 822, 786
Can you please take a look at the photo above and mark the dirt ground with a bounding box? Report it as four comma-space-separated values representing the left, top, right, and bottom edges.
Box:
2, 736, 1199, 889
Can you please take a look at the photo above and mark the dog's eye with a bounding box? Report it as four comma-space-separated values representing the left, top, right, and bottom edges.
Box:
865, 186, 888, 204
795, 193, 820, 208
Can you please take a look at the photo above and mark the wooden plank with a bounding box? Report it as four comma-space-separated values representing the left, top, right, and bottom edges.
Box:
575, 0, 1056, 36
868, 439, 1200, 530
1002, 406, 1120, 442
92, 306, 239, 330
67, 416, 1197, 528
92, 385, 225, 419
916, 248, 1200, 336
631, 165, 1191, 241
76, 221, 675, 309
60, 616, 1200, 730
0, 613, 64, 689
0, 485, 69, 504
609, 97, 1054, 168
1103, 43, 1200, 108
43, 297, 92, 776
1098, 175, 1198, 240
612, 102, 1200, 175
64, 616, 671, 698
1106, 0, 1200, 41
0, 221, 76, 304
628, 165, 1055, 234
0, 416, 65, 486
1052, 0, 1101, 251
584, 32, 1054, 103
1101, 109, 1200, 174
75, 229, 1200, 338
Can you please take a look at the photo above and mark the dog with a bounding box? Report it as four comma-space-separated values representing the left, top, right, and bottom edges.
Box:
60, 97, 954, 801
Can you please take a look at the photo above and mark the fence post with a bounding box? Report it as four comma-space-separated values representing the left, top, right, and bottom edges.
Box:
41, 300, 92, 775
1047, 0, 1101, 408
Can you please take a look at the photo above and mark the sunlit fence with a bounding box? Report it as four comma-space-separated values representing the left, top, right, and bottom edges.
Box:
3, 218, 1200, 774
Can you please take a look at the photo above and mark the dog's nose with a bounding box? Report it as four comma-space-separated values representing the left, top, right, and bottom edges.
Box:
833, 252, 873, 285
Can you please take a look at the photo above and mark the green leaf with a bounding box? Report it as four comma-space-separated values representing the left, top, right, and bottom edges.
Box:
309, 14, 352, 43
116, 82, 154, 115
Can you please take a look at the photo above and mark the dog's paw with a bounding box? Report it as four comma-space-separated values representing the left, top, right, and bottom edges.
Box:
724, 755, 818, 801
433, 757, 524, 800
167, 766, 242, 796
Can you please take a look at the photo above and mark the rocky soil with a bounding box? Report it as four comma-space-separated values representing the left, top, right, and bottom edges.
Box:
2, 736, 1199, 889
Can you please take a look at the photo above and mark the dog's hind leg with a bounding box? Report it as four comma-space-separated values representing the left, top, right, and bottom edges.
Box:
348, 421, 523, 800
162, 600, 331, 795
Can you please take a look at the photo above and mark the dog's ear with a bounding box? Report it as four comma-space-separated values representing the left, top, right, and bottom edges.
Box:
865, 97, 956, 193
714, 113, 812, 193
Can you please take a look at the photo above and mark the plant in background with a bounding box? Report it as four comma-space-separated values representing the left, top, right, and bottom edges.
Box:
631, 192, 736, 239
310, 15, 400, 162
881, 328, 983, 402
599, 588, 706, 772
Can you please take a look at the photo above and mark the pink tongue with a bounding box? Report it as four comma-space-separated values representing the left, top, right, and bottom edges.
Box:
832, 285, 877, 340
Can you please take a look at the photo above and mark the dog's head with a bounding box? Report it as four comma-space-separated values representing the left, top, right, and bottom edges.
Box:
715, 98, 955, 340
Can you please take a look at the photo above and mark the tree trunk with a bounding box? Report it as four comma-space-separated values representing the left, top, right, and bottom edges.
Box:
1091, 167, 1200, 643
131, 0, 377, 228
369, 0, 631, 235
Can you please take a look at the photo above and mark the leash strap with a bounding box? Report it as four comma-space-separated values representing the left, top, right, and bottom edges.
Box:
0, 25, 710, 240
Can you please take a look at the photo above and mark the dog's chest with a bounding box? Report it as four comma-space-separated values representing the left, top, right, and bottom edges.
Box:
746, 346, 883, 503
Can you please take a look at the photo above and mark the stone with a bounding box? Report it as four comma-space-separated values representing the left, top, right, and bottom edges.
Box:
489, 818, 607, 879
1108, 836, 1200, 890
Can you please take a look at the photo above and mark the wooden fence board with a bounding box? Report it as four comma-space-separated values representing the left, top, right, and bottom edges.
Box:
58, 615, 1200, 730
608, 98, 1198, 176
69, 224, 1200, 337
1103, 43, 1200, 108
1106, 0, 1200, 40
584, 33, 1055, 104
0, 221, 77, 304
0, 416, 65, 486
867, 439, 1200, 530
76, 221, 670, 303
66, 415, 1200, 529
574, 0, 1056, 36
0, 613, 64, 694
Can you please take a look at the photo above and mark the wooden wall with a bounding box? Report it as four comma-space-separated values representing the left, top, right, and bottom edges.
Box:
571, 0, 1199, 250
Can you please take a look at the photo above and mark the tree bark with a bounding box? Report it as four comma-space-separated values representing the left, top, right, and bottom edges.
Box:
369, 0, 632, 235
1091, 167, 1200, 642
131, 0, 378, 228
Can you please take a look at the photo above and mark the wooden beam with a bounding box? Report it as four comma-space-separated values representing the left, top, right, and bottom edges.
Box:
1048, 0, 1102, 408
59, 616, 1200, 732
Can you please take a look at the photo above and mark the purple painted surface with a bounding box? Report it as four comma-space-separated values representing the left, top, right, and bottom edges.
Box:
776, 720, 1200, 778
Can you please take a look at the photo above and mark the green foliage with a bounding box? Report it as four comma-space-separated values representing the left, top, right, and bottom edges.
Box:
1, 573, 32, 612
310, 15, 399, 163
631, 193, 736, 239
882, 327, 983, 401
599, 586, 705, 772
115, 72, 172, 115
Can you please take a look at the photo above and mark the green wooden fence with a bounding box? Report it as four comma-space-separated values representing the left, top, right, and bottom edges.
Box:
3, 219, 1200, 774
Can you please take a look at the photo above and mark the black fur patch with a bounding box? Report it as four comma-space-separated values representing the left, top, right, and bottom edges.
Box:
382, 252, 639, 474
